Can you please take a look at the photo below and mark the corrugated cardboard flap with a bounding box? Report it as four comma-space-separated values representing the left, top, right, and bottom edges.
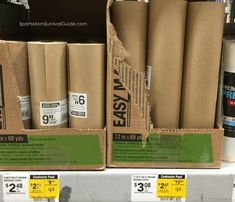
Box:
0, 40, 24, 130
107, 0, 152, 140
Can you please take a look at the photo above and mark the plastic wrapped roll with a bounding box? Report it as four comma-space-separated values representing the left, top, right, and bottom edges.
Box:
147, 0, 187, 128
180, 2, 225, 129
111, 1, 148, 72
7, 41, 31, 129
68, 43, 105, 129
28, 42, 68, 129
222, 40, 235, 162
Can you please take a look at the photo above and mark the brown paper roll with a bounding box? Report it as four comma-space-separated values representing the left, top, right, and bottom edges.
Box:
28, 42, 68, 129
223, 40, 235, 70
111, 1, 148, 72
180, 2, 225, 129
68, 43, 105, 129
7, 41, 31, 129
147, 0, 187, 128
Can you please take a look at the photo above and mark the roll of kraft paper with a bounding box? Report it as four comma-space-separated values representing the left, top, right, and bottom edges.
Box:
68, 44, 105, 129
7, 41, 31, 129
28, 42, 68, 129
181, 2, 225, 129
111, 1, 148, 72
147, 0, 187, 128
222, 40, 235, 162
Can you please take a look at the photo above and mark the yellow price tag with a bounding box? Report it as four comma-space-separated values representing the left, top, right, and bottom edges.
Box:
29, 175, 60, 200
157, 175, 187, 201
29, 179, 44, 198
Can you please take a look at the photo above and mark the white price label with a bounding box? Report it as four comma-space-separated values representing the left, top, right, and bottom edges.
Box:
19, 96, 31, 121
69, 92, 88, 118
3, 174, 29, 202
40, 99, 68, 126
132, 175, 157, 201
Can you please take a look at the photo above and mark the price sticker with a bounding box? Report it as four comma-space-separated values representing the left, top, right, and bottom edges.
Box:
3, 174, 29, 202
29, 175, 60, 202
40, 99, 68, 126
131, 175, 157, 201
69, 92, 88, 118
19, 95, 31, 120
157, 175, 187, 201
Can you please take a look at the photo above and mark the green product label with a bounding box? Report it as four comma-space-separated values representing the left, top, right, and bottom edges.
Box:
0, 134, 103, 166
112, 133, 213, 163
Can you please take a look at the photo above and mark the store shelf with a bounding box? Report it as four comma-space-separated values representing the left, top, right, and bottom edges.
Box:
0, 163, 235, 202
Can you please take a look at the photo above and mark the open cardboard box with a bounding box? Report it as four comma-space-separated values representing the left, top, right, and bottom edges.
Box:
106, 0, 224, 169
0, 0, 106, 171
0, 41, 106, 171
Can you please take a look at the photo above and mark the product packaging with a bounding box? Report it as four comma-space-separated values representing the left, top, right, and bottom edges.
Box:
222, 40, 235, 162
28, 42, 68, 129
147, 0, 187, 128
0, 40, 106, 170
180, 2, 225, 129
0, 0, 107, 171
111, 1, 148, 72
7, 41, 31, 129
68, 43, 105, 129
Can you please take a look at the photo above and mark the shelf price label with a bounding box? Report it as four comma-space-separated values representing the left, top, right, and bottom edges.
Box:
132, 174, 187, 202
3, 174, 29, 202
29, 175, 60, 202
131, 175, 157, 201
157, 175, 187, 202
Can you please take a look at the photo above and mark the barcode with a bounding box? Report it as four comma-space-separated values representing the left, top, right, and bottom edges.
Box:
71, 111, 85, 117
160, 198, 183, 201
33, 198, 55, 202
22, 111, 30, 117
78, 112, 85, 116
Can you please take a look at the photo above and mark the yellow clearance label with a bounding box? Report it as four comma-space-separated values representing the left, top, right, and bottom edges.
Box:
157, 175, 187, 201
29, 175, 59, 200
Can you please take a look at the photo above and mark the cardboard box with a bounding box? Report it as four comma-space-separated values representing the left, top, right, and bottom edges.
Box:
0, 129, 105, 170
0, 0, 107, 170
106, 0, 224, 169
0, 40, 105, 170
0, 0, 108, 170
